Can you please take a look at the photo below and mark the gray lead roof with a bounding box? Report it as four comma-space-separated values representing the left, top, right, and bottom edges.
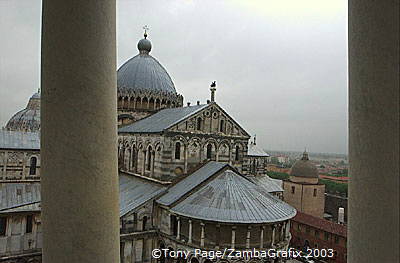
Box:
169, 169, 296, 223
157, 161, 227, 206
119, 174, 166, 217
118, 104, 208, 134
0, 130, 40, 150
0, 183, 41, 213
117, 53, 176, 94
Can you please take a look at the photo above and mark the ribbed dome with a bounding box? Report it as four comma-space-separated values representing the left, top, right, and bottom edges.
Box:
5, 92, 40, 132
290, 151, 319, 178
117, 37, 176, 94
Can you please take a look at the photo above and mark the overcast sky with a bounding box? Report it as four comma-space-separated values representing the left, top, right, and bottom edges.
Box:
0, 0, 348, 154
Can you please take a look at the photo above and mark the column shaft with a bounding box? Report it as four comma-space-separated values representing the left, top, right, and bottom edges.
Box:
260, 226, 264, 249
231, 227, 236, 249
41, 1, 120, 262
200, 223, 205, 247
188, 220, 192, 244
349, 1, 399, 262
176, 217, 181, 240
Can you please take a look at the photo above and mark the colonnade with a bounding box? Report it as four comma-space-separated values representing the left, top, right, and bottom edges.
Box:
173, 216, 290, 250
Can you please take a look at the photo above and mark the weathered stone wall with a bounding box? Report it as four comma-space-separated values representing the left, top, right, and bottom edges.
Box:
0, 150, 41, 180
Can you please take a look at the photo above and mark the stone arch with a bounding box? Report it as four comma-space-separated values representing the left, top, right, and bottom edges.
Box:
218, 142, 230, 162
142, 97, 149, 110
135, 97, 141, 109
149, 97, 155, 110
117, 96, 123, 108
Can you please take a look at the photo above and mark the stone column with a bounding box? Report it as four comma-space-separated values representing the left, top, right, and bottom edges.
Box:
2, 152, 7, 177
41, 1, 120, 262
285, 221, 290, 239
22, 153, 26, 179
142, 150, 146, 175
348, 1, 399, 262
215, 224, 221, 249
271, 225, 276, 247
184, 145, 188, 173
260, 226, 264, 249
200, 222, 205, 247
246, 226, 251, 248
176, 217, 181, 240
188, 220, 193, 244
231, 226, 236, 249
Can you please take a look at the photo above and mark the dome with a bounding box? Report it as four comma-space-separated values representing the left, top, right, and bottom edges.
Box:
5, 92, 41, 132
117, 36, 176, 94
289, 151, 319, 178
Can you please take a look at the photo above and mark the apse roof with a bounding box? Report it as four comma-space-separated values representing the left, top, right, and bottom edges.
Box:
157, 161, 227, 206
118, 104, 208, 134
168, 168, 296, 223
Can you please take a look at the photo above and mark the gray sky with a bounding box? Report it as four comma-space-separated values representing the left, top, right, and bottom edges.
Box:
0, 0, 348, 154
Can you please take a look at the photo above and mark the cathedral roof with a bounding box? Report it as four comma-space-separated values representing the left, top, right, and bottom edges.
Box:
117, 35, 177, 95
5, 92, 40, 132
158, 161, 296, 223
290, 151, 319, 178
118, 104, 208, 133
0, 130, 40, 150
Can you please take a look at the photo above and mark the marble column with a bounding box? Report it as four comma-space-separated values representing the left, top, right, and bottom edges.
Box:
41, 0, 120, 262
348, 1, 399, 263
246, 226, 251, 248
231, 226, 236, 249
200, 222, 205, 247
176, 217, 181, 240
260, 226, 264, 249
271, 225, 276, 247
188, 220, 193, 244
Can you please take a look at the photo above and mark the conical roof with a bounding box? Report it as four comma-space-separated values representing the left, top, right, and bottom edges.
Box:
164, 164, 296, 223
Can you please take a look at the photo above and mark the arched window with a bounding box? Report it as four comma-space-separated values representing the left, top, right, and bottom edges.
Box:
175, 142, 181, 160
235, 145, 240, 161
142, 216, 148, 231
29, 157, 37, 175
196, 117, 202, 131
206, 144, 212, 159
220, 119, 225, 132
146, 146, 152, 171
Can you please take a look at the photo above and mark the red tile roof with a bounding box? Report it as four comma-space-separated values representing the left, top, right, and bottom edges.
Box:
292, 211, 347, 237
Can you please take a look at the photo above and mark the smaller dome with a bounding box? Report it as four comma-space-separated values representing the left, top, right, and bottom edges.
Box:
5, 92, 41, 132
137, 38, 152, 53
290, 151, 318, 178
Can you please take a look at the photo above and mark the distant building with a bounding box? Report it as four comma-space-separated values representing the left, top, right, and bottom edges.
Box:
276, 155, 290, 164
283, 151, 325, 218
290, 211, 347, 263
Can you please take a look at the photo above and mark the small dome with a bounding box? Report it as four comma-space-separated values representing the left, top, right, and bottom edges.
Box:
5, 92, 41, 132
137, 38, 152, 53
290, 151, 318, 178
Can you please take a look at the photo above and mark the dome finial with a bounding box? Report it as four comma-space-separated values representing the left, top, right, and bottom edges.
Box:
143, 25, 149, 39
138, 25, 152, 53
